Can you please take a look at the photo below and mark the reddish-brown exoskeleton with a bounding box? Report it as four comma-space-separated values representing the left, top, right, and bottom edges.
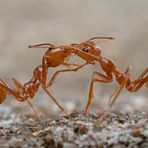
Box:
72, 37, 148, 126
0, 37, 113, 118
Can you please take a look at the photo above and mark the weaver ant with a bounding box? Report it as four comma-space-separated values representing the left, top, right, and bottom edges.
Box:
77, 38, 148, 127
0, 36, 113, 118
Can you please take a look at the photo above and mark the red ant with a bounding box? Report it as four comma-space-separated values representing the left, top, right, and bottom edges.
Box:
63, 37, 147, 126
76, 38, 147, 127
0, 36, 113, 118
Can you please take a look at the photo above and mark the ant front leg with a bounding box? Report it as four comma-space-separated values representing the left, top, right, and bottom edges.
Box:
40, 56, 70, 116
84, 72, 113, 116
46, 63, 88, 88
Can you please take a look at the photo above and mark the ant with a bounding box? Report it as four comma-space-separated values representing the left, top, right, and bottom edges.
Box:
65, 37, 147, 126
0, 36, 113, 118
78, 38, 147, 127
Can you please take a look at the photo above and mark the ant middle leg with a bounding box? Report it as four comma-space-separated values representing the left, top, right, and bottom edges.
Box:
107, 66, 131, 108
94, 71, 130, 127
83, 71, 113, 116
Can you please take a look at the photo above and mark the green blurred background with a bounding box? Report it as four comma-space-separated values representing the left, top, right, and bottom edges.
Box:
0, 0, 147, 116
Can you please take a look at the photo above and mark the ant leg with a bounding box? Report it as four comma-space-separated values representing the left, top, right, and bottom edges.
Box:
1, 78, 39, 118
0, 78, 23, 103
41, 63, 88, 115
42, 55, 84, 87
108, 66, 131, 108
42, 55, 90, 114
126, 68, 148, 92
41, 84, 68, 116
127, 75, 148, 92
41, 56, 48, 85
137, 68, 148, 78
41, 58, 88, 115
94, 70, 130, 127
26, 99, 39, 119
43, 54, 87, 87
84, 71, 112, 116
0, 79, 8, 103
0, 78, 17, 105
12, 78, 23, 92
146, 81, 148, 89
46, 63, 88, 88
108, 84, 119, 105
12, 78, 39, 119
0, 79, 24, 101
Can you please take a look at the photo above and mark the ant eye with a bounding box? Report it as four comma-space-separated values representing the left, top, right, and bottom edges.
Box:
82, 48, 89, 52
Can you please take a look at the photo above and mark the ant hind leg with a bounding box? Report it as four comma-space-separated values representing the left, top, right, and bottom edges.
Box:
94, 67, 130, 127
12, 78, 40, 119
126, 68, 148, 92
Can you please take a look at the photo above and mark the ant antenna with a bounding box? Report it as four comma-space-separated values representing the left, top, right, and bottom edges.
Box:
28, 43, 54, 49
88, 36, 115, 42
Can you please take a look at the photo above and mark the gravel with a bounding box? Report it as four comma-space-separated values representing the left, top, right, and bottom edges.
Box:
0, 111, 148, 148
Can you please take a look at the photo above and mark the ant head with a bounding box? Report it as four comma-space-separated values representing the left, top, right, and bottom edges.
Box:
77, 41, 101, 62
71, 36, 114, 63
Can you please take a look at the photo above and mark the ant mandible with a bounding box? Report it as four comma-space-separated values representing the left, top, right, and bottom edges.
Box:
0, 36, 113, 118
